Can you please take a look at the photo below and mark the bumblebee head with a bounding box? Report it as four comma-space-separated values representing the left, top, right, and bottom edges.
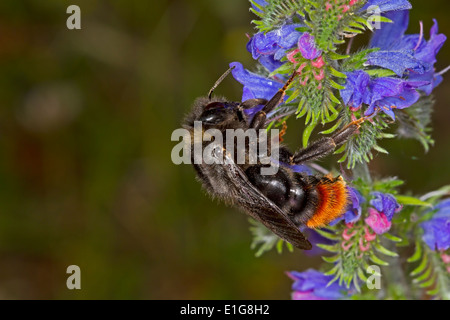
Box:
198, 101, 244, 127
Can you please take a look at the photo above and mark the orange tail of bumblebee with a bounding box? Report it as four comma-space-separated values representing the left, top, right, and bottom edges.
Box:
306, 175, 349, 229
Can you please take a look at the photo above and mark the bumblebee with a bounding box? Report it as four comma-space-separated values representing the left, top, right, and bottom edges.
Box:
183, 67, 363, 250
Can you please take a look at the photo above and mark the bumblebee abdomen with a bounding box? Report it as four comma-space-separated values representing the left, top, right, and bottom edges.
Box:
288, 174, 348, 228
305, 175, 348, 228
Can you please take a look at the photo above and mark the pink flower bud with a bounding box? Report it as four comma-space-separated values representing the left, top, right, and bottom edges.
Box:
365, 208, 392, 235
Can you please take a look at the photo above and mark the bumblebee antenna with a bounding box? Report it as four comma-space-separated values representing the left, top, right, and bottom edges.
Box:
208, 66, 235, 100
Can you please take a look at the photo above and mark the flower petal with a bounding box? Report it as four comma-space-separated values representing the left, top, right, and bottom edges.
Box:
230, 62, 283, 101
365, 50, 428, 76
288, 269, 349, 300
370, 10, 410, 49
365, 208, 392, 234
363, 0, 412, 13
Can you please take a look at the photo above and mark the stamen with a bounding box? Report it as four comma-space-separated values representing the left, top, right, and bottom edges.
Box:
414, 21, 424, 51
437, 65, 450, 76
346, 37, 354, 55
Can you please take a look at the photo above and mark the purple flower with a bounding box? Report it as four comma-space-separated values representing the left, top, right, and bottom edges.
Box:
364, 192, 402, 235
246, 24, 303, 74
229, 61, 283, 101
247, 24, 303, 62
365, 50, 427, 77
257, 55, 285, 74
361, 0, 412, 13
341, 71, 427, 119
421, 199, 450, 251
367, 10, 446, 91
297, 33, 322, 60
340, 70, 371, 108
330, 187, 365, 226
287, 269, 351, 300
369, 192, 402, 221
369, 10, 410, 50
341, 11, 446, 119
363, 77, 427, 119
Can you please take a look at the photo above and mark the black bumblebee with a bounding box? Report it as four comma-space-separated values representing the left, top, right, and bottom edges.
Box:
183, 67, 363, 250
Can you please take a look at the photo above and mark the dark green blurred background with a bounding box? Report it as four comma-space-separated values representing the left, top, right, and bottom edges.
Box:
0, 0, 448, 299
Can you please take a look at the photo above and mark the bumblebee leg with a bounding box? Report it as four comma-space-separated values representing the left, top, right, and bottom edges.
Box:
290, 119, 364, 164
250, 72, 298, 129
240, 98, 268, 109
249, 111, 268, 129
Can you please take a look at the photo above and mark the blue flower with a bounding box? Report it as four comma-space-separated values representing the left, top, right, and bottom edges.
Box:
330, 187, 365, 226
229, 61, 283, 101
287, 269, 351, 300
369, 192, 402, 221
340, 70, 371, 108
247, 24, 303, 61
341, 70, 427, 119
297, 33, 321, 60
367, 10, 446, 89
421, 199, 450, 251
361, 0, 412, 13
246, 24, 303, 72
341, 10, 446, 119
365, 50, 427, 77
363, 77, 427, 119
369, 10, 410, 50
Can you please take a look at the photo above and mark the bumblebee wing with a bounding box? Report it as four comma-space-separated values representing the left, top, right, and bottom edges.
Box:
221, 150, 312, 250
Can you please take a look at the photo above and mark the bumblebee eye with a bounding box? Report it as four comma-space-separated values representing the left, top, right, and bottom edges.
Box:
204, 102, 225, 111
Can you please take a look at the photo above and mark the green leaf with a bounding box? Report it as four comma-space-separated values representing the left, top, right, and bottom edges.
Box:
378, 16, 393, 23
317, 243, 340, 253
353, 275, 362, 293
413, 264, 433, 284
324, 263, 340, 276
396, 195, 432, 208
365, 68, 397, 78
410, 252, 428, 276
426, 286, 440, 296
285, 88, 301, 103
418, 272, 437, 288
328, 66, 347, 78
286, 241, 294, 252
320, 119, 343, 135
373, 144, 389, 154
357, 267, 368, 283
369, 253, 389, 266
383, 233, 402, 243
328, 52, 350, 60
329, 79, 345, 90
302, 120, 318, 148
407, 241, 422, 263
374, 243, 399, 257
314, 228, 340, 241
322, 255, 340, 263
276, 239, 283, 254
